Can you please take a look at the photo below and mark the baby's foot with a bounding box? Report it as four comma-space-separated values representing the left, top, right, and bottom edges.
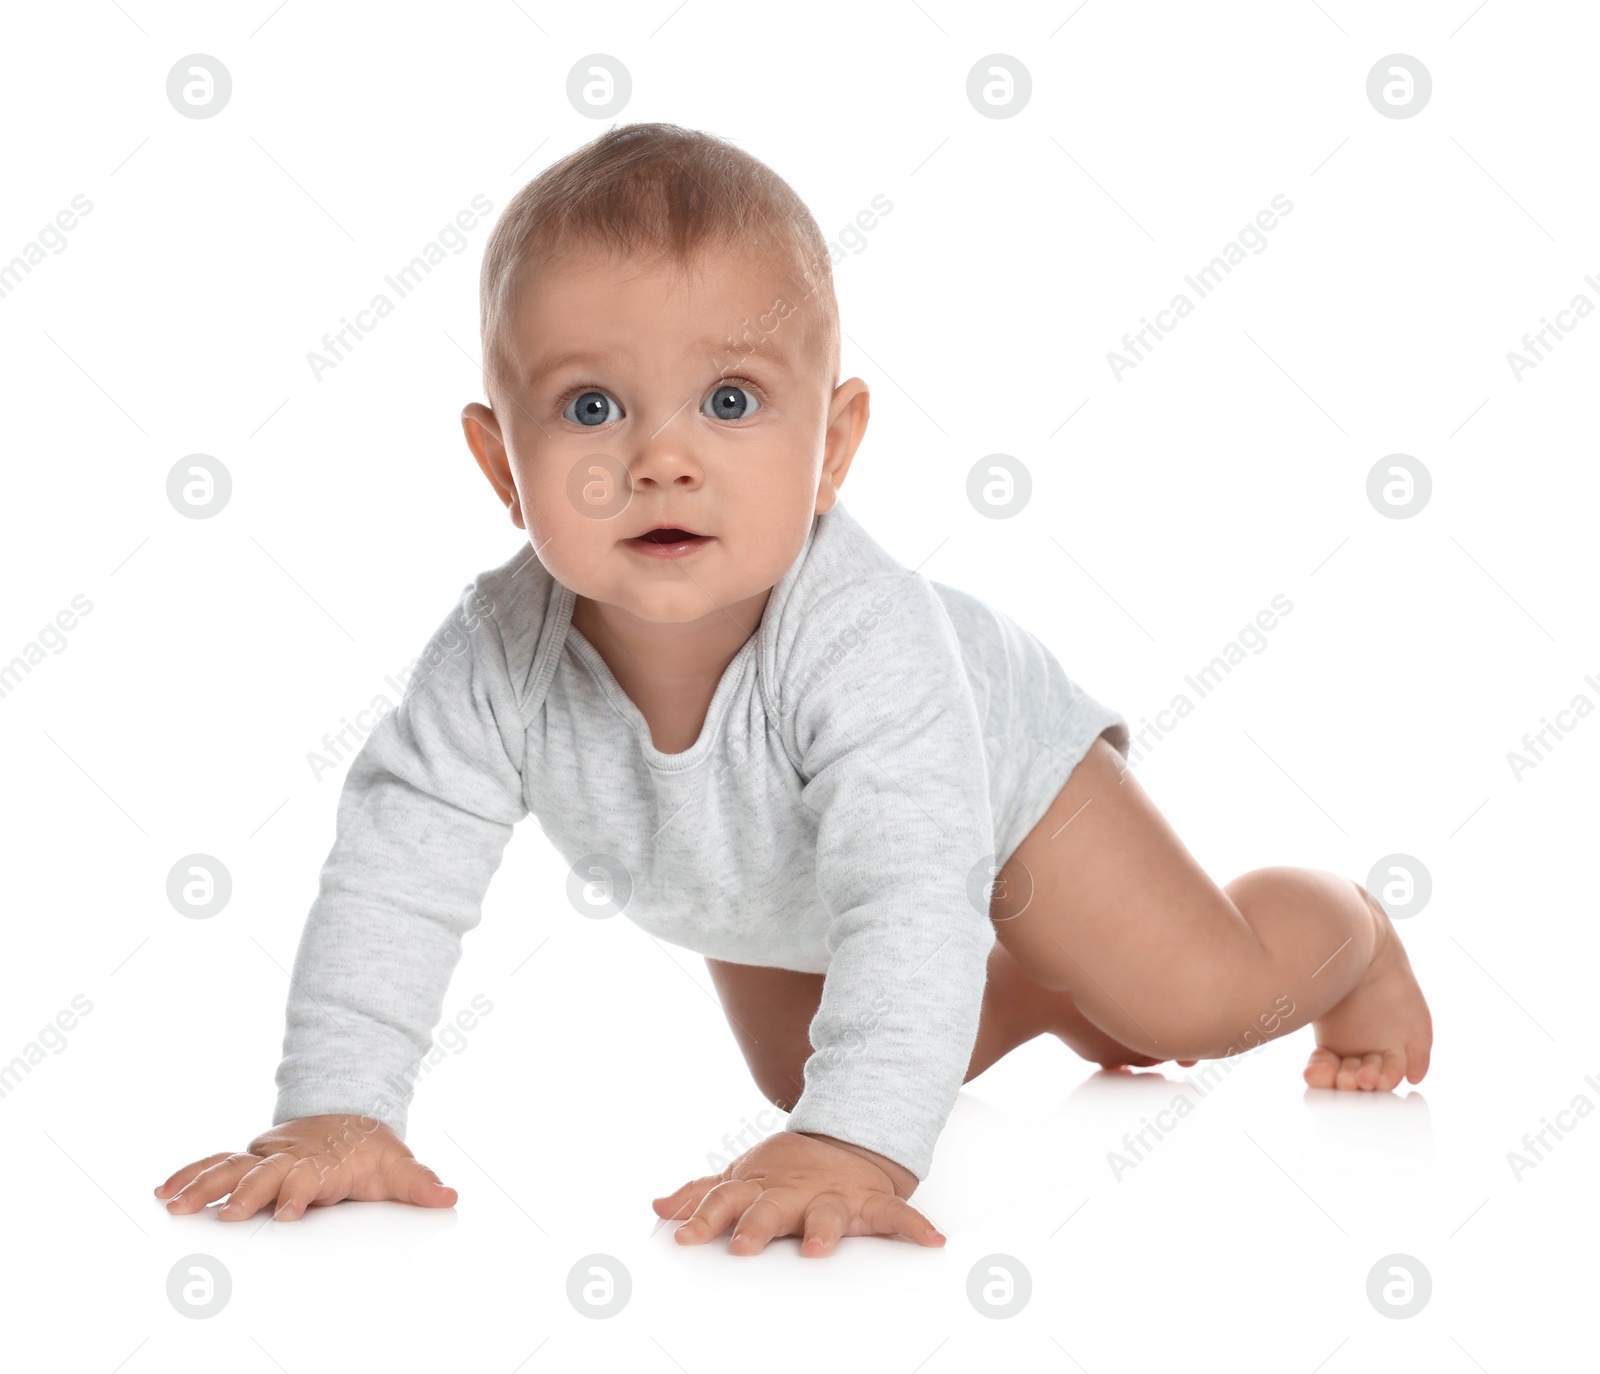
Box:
1303, 882, 1433, 1092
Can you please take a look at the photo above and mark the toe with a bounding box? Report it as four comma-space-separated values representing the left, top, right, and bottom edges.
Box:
1336, 1055, 1363, 1090
1356, 1052, 1384, 1090
1376, 1047, 1407, 1092
1303, 1047, 1340, 1089
1405, 1036, 1431, 1084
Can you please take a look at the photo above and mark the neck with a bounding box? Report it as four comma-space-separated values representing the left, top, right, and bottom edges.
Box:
572, 586, 772, 689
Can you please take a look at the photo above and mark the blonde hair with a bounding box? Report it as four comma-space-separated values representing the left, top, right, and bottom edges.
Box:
477, 121, 840, 404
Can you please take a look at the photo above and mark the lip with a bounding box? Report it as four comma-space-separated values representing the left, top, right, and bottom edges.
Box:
624, 528, 714, 560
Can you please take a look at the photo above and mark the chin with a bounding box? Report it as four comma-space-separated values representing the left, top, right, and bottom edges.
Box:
613, 585, 724, 623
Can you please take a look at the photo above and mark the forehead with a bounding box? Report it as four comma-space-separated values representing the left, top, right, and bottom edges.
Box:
511, 241, 826, 381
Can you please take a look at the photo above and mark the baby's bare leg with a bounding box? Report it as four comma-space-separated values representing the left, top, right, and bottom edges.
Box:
992, 736, 1433, 1090
706, 938, 1177, 1112
703, 959, 822, 1111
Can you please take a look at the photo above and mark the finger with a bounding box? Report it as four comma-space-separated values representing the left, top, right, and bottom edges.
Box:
652, 1172, 722, 1220
728, 1189, 806, 1257
165, 1155, 262, 1214
381, 1153, 458, 1208
648, 1175, 722, 1240
674, 1179, 761, 1246
799, 1192, 852, 1258
218, 1153, 299, 1221
859, 1192, 945, 1247
272, 1154, 351, 1222
155, 1152, 239, 1199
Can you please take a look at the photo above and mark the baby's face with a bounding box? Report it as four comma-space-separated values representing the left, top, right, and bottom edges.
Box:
465, 242, 865, 630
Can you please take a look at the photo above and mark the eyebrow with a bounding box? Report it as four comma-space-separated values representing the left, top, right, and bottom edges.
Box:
699, 329, 797, 372
525, 331, 798, 387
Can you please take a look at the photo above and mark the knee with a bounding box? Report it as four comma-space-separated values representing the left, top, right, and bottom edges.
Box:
1144, 992, 1300, 1061
758, 1083, 798, 1113
746, 1055, 809, 1114
753, 1073, 804, 1114
1223, 864, 1354, 920
1104, 977, 1277, 1061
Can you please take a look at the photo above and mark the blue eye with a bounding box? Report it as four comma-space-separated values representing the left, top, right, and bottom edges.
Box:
563, 389, 623, 426
703, 384, 761, 421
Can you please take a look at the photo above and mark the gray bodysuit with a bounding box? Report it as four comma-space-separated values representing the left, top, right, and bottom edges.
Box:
272, 499, 1129, 1181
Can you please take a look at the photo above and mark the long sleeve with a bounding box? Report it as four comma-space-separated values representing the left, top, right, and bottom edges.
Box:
779, 570, 998, 1182
272, 579, 530, 1139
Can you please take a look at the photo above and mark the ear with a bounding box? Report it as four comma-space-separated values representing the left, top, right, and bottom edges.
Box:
461, 402, 524, 530
815, 378, 869, 515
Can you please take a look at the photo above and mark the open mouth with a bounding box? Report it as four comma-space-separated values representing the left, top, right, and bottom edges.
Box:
625, 527, 714, 557
632, 528, 701, 543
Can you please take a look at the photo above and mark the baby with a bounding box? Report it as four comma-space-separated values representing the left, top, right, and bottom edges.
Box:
155, 122, 1433, 1257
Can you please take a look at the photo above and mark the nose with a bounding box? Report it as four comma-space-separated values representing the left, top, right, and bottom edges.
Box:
625, 398, 705, 492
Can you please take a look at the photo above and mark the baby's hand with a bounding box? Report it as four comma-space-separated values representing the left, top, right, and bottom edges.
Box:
651, 1129, 943, 1257
154, 1114, 457, 1222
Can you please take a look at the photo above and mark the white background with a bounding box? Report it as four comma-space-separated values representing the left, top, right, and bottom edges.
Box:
2, 1, 1595, 1370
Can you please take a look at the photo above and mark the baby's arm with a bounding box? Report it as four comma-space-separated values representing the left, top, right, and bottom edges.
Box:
658, 572, 996, 1252
156, 581, 530, 1220
273, 587, 529, 1135
781, 573, 997, 1180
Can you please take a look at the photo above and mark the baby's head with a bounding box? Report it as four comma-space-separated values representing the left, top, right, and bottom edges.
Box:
463, 122, 870, 630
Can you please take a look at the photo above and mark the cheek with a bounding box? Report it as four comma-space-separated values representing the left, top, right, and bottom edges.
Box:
727, 466, 813, 544
734, 431, 820, 495
515, 445, 629, 527
570, 455, 632, 519
524, 513, 610, 593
